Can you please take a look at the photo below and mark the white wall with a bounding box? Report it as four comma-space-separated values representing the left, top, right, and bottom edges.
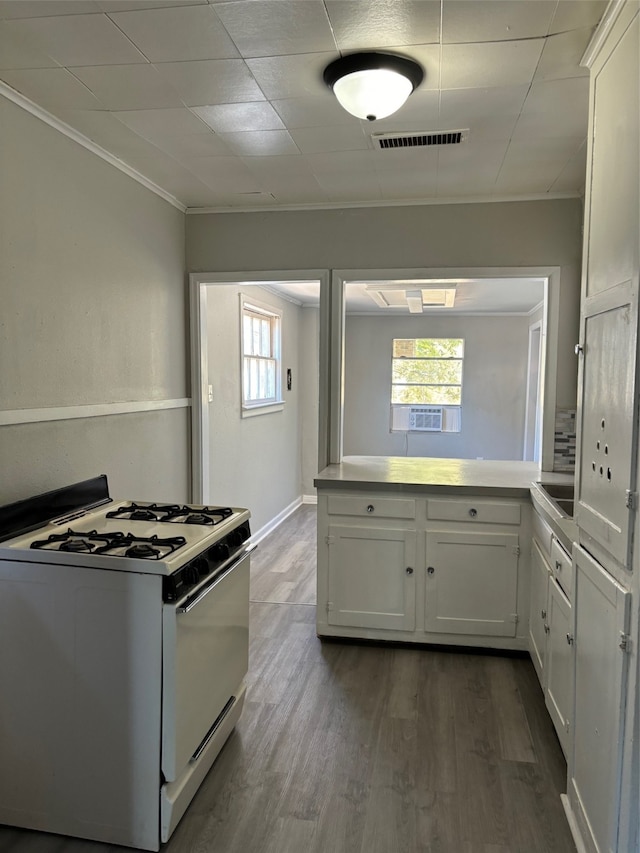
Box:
0, 96, 188, 505
300, 307, 320, 496
343, 313, 531, 460
205, 284, 304, 531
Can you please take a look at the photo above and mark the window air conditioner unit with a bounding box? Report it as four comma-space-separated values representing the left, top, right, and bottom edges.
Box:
408, 405, 443, 432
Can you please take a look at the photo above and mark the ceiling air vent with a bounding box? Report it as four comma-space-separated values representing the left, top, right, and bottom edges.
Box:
372, 129, 469, 150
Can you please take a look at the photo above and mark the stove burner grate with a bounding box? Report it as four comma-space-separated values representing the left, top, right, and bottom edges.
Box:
106, 502, 234, 526
30, 528, 187, 559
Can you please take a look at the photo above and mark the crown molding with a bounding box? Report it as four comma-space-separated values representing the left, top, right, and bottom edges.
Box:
581, 0, 631, 68
1, 82, 186, 213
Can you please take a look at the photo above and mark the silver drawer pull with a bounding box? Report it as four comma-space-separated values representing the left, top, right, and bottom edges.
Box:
468, 508, 478, 518
406, 566, 413, 575
366, 504, 375, 513
427, 566, 435, 575
566, 633, 574, 645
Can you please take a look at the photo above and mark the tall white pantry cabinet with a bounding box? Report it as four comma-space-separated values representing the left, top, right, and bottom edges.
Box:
566, 3, 640, 853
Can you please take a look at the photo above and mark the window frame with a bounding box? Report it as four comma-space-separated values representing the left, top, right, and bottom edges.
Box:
240, 295, 284, 417
390, 337, 464, 433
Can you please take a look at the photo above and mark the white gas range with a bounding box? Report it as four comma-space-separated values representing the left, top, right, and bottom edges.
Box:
0, 476, 253, 851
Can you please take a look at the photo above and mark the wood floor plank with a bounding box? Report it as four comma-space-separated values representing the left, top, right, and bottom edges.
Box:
485, 655, 537, 763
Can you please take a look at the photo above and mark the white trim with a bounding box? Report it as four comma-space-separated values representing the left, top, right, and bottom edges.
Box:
302, 494, 318, 504
580, 0, 629, 68
185, 192, 581, 215
0, 398, 190, 427
248, 497, 302, 545
241, 402, 285, 418
0, 83, 186, 213
560, 795, 588, 853
332, 266, 561, 472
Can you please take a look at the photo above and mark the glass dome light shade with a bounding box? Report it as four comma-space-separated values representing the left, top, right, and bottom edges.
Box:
332, 68, 414, 121
323, 52, 424, 122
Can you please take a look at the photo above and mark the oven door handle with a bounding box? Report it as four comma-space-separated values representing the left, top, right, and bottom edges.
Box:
176, 543, 256, 614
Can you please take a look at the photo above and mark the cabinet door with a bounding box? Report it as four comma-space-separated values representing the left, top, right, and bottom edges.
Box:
575, 282, 639, 570
326, 525, 416, 631
529, 539, 551, 684
569, 545, 631, 853
425, 531, 519, 637
545, 578, 572, 758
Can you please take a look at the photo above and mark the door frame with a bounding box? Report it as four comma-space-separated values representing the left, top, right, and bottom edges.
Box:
523, 318, 544, 462
189, 270, 330, 504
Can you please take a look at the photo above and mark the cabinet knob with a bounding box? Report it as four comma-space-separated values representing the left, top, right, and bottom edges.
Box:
427, 566, 435, 575
468, 507, 478, 518
406, 566, 414, 575
541, 609, 547, 620
575, 343, 584, 355
566, 633, 574, 645
366, 504, 375, 513
555, 561, 562, 571
544, 624, 550, 634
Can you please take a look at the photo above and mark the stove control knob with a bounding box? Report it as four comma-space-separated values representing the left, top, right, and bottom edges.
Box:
184, 565, 200, 587
193, 557, 210, 576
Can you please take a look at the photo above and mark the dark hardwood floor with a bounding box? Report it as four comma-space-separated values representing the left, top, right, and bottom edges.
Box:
0, 504, 575, 853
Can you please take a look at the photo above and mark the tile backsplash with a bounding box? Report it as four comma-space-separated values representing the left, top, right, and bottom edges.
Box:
554, 409, 576, 472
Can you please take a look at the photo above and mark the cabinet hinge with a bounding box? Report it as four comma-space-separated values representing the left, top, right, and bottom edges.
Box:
511, 613, 519, 624
325, 535, 334, 546
513, 545, 521, 557
619, 632, 632, 653
326, 601, 333, 613
565, 721, 570, 734
625, 491, 637, 510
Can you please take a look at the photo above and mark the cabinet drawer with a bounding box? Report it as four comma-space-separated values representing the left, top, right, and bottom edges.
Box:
550, 536, 573, 601
426, 499, 521, 526
327, 495, 416, 520
532, 510, 554, 558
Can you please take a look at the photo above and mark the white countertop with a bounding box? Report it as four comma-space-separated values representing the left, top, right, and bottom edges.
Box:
315, 456, 574, 497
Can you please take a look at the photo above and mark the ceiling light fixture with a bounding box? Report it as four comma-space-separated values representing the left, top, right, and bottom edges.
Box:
323, 52, 424, 122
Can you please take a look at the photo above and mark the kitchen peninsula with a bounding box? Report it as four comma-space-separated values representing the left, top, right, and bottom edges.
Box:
315, 456, 572, 650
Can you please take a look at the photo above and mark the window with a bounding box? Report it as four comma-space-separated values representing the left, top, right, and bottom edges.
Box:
241, 297, 283, 415
390, 338, 463, 432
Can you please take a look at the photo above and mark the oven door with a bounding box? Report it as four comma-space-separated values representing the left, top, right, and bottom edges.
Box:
161, 543, 252, 783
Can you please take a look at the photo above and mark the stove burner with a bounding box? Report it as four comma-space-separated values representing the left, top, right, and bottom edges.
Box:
126, 543, 160, 559
129, 509, 158, 521
60, 539, 94, 552
185, 513, 213, 525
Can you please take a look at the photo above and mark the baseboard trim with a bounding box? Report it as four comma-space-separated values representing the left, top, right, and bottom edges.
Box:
302, 494, 318, 504
561, 794, 588, 853
249, 497, 302, 545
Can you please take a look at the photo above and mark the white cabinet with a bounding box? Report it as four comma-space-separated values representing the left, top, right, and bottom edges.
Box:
567, 545, 631, 853
317, 489, 529, 650
424, 530, 519, 637
325, 524, 416, 632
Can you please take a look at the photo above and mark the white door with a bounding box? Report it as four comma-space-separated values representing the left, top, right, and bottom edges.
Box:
326, 525, 416, 631
569, 545, 631, 853
425, 531, 519, 636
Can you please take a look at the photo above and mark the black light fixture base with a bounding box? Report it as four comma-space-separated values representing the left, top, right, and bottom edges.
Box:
323, 51, 424, 92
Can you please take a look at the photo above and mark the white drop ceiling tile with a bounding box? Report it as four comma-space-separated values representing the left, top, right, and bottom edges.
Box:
0, 22, 60, 68
150, 131, 232, 159
4, 13, 147, 67
325, 0, 441, 49
371, 145, 439, 174
109, 5, 239, 63
534, 28, 593, 82
493, 163, 562, 193
439, 85, 529, 123
511, 109, 588, 141
272, 95, 355, 129
377, 169, 438, 199
99, 1, 208, 11
113, 107, 207, 138
521, 75, 589, 116
156, 58, 263, 107
502, 137, 584, 167
246, 52, 334, 100
0, 2, 101, 19
549, 142, 588, 192
442, 0, 556, 44
242, 153, 316, 182
436, 173, 499, 198
184, 156, 262, 193
305, 149, 377, 176
548, 0, 607, 35
442, 40, 544, 89
219, 129, 299, 156
214, 0, 336, 58
54, 107, 168, 155
72, 63, 183, 109
193, 101, 284, 133
289, 124, 368, 154
1, 67, 102, 107
452, 115, 518, 143
390, 43, 440, 91
438, 139, 508, 169
315, 172, 382, 202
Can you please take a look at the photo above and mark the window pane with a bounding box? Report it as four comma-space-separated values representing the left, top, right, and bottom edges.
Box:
243, 315, 252, 355
393, 338, 463, 358
391, 386, 462, 405
260, 318, 271, 357
392, 359, 462, 385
